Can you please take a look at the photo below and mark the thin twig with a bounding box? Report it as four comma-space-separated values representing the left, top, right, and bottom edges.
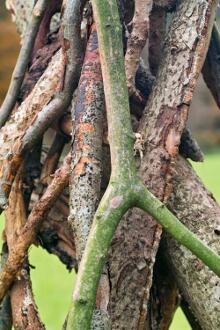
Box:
0, 0, 49, 128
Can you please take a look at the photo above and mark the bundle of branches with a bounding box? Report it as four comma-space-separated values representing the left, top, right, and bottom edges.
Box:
1, 0, 220, 329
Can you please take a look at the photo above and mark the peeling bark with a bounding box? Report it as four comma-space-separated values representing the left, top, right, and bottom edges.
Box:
0, 154, 71, 302
5, 171, 45, 329
0, 49, 63, 210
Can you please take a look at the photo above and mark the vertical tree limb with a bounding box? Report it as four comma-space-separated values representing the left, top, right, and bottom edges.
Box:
125, 0, 153, 100
69, 24, 104, 259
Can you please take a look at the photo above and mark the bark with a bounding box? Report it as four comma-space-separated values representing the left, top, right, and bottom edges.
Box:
69, 24, 104, 259
109, 1, 217, 329
163, 156, 220, 330
5, 171, 45, 329
0, 244, 12, 330
0, 0, 49, 128
0, 49, 63, 210
0, 154, 71, 302
202, 23, 220, 108
148, 4, 166, 76
125, 0, 153, 100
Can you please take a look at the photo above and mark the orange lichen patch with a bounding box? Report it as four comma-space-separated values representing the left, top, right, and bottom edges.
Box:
74, 156, 93, 176
79, 123, 95, 133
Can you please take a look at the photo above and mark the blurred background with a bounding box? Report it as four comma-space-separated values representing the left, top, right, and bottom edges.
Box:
0, 3, 220, 329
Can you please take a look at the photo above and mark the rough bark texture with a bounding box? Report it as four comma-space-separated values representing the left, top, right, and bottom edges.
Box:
0, 155, 71, 302
0, 49, 63, 209
69, 24, 104, 259
148, 4, 166, 76
5, 172, 45, 329
125, 0, 153, 100
109, 1, 217, 328
163, 156, 220, 330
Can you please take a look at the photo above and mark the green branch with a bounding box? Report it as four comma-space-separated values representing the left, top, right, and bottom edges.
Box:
66, 0, 220, 329
137, 185, 220, 277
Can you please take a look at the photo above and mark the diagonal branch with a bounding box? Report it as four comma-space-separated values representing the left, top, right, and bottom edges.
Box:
0, 154, 71, 303
5, 171, 45, 329
0, 0, 86, 212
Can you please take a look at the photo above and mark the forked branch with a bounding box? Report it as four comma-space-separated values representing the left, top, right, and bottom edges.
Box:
66, 1, 220, 329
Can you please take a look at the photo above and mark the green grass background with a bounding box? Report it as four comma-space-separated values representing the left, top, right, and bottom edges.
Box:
1, 151, 219, 329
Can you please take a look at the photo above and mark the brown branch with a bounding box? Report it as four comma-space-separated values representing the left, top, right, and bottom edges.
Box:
40, 132, 68, 186
32, 0, 61, 59
109, 1, 217, 328
125, 0, 153, 101
202, 23, 220, 108
0, 243, 12, 330
148, 3, 166, 76
0, 0, 86, 212
69, 24, 104, 259
0, 154, 71, 303
0, 0, 49, 128
0, 49, 63, 211
5, 171, 45, 329
163, 156, 220, 329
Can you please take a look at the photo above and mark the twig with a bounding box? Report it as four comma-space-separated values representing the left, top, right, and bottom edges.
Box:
0, 154, 71, 302
125, 0, 153, 101
0, 0, 49, 128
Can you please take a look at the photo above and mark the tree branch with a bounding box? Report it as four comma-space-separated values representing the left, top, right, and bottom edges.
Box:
69, 24, 104, 259
125, 0, 153, 101
66, 1, 220, 329
0, 0, 49, 128
0, 154, 71, 302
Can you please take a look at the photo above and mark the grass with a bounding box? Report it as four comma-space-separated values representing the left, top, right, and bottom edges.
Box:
0, 150, 219, 329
